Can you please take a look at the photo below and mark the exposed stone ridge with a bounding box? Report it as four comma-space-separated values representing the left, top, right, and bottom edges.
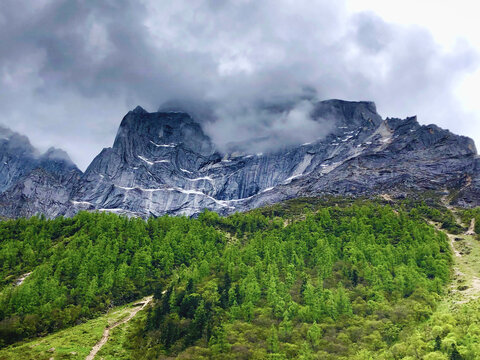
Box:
0, 126, 82, 217
1, 99, 479, 219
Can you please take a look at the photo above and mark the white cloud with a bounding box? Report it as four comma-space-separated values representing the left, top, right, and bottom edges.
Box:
346, 0, 480, 144
0, 0, 478, 169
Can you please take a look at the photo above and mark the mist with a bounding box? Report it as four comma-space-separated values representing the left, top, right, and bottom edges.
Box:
0, 0, 478, 169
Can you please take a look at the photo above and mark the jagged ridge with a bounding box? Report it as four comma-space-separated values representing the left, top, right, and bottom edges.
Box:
0, 99, 479, 218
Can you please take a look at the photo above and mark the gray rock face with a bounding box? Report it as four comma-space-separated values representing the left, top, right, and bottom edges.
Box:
0, 168, 80, 218
0, 125, 39, 193
452, 157, 480, 207
68, 100, 384, 217
1, 99, 480, 218
0, 126, 81, 218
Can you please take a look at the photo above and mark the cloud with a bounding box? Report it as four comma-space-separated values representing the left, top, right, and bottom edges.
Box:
0, 0, 478, 169
204, 98, 335, 154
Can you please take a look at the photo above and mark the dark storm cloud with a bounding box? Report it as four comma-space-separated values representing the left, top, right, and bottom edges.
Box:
0, 0, 477, 169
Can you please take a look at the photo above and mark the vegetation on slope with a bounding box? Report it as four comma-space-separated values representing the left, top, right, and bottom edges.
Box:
0, 298, 149, 360
356, 204, 480, 360
140, 204, 451, 359
0, 212, 223, 346
0, 198, 458, 359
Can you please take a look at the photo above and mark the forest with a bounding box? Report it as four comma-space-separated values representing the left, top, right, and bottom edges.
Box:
0, 198, 479, 359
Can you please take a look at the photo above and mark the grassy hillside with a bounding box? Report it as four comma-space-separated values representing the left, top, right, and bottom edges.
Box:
0, 298, 150, 359
0, 197, 478, 358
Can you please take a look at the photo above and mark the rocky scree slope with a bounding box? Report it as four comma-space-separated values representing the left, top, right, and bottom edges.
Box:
0, 100, 478, 218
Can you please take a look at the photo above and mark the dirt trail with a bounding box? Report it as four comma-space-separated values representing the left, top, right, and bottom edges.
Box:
435, 193, 480, 305
466, 218, 476, 236
443, 227, 480, 305
448, 234, 462, 258
86, 296, 152, 360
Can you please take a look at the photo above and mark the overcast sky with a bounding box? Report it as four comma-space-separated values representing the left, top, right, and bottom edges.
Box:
1, 0, 479, 170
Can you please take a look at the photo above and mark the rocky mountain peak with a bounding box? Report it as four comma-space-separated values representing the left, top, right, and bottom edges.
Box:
39, 147, 80, 179
0, 125, 37, 155
312, 99, 382, 131
131, 105, 148, 115
2, 99, 480, 219
0, 127, 80, 212
112, 108, 214, 158
0, 124, 14, 139
42, 147, 75, 164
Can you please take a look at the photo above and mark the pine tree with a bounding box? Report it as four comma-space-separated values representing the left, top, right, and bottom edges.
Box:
267, 325, 280, 354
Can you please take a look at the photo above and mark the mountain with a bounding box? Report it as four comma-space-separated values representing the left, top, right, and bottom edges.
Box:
0, 99, 479, 218
0, 127, 81, 218
0, 125, 40, 193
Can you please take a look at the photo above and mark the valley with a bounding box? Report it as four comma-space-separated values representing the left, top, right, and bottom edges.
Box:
3, 1, 480, 358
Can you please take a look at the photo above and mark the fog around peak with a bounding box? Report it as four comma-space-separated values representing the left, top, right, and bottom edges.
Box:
0, 0, 478, 169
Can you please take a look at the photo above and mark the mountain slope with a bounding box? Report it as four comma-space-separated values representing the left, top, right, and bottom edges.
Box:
0, 125, 41, 193
1, 99, 479, 218
0, 200, 456, 358
0, 126, 82, 218
69, 100, 479, 217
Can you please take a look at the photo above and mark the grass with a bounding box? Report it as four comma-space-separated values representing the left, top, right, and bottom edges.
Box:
428, 207, 480, 308
0, 301, 139, 360
447, 232, 480, 306
95, 305, 149, 360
